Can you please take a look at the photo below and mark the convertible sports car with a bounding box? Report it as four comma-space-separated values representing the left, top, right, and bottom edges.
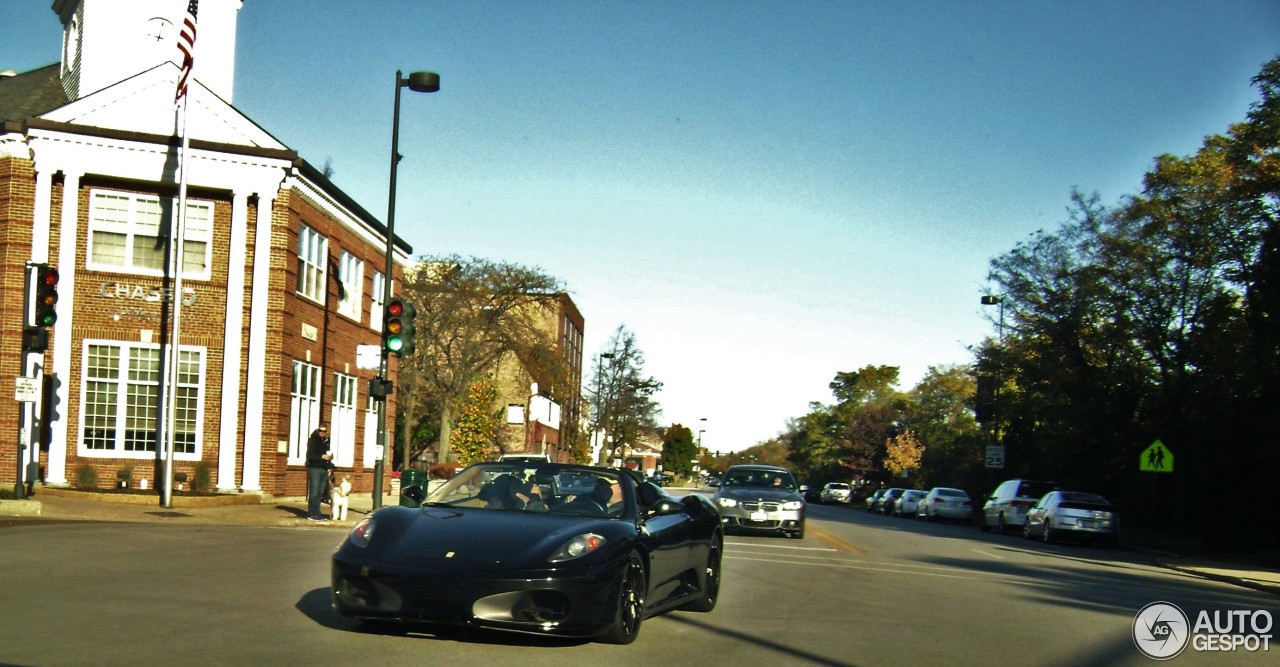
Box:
331, 462, 724, 644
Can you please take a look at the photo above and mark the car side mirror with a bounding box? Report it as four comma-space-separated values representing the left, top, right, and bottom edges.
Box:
401, 484, 426, 507
645, 499, 683, 518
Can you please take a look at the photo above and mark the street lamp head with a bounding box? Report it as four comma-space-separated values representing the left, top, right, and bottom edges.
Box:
403, 70, 440, 93
981, 295, 1002, 305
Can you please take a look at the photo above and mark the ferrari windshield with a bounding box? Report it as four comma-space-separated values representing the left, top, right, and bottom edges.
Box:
425, 463, 632, 519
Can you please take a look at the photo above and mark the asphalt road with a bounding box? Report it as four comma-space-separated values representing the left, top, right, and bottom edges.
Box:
0, 501, 1275, 666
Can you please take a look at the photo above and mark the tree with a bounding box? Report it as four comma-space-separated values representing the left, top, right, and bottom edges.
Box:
396, 255, 568, 464
451, 380, 500, 466
661, 424, 697, 477
883, 430, 924, 481
589, 325, 662, 464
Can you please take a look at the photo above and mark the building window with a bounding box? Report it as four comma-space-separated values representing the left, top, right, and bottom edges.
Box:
370, 270, 385, 331
337, 252, 364, 321
80, 341, 204, 457
331, 373, 357, 467
288, 360, 322, 464
87, 190, 212, 280
296, 225, 327, 303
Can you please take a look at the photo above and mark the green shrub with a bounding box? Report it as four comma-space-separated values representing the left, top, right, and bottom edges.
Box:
75, 463, 99, 489
193, 460, 212, 493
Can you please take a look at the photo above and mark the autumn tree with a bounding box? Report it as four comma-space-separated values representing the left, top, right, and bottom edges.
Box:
395, 255, 569, 464
882, 430, 924, 481
450, 380, 500, 466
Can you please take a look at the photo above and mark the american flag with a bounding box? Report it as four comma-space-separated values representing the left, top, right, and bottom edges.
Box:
174, 0, 199, 104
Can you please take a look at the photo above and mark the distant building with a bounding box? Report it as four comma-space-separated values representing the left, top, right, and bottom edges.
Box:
0, 0, 408, 496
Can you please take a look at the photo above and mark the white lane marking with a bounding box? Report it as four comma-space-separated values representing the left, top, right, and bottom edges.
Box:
725, 540, 837, 553
970, 548, 1005, 560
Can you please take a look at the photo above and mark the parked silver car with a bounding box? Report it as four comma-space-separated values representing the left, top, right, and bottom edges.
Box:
1023, 491, 1119, 547
916, 487, 973, 522
981, 478, 1056, 533
893, 489, 927, 517
713, 464, 806, 539
820, 482, 852, 504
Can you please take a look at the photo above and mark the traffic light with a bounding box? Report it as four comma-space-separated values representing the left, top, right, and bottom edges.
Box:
383, 298, 417, 356
33, 264, 59, 327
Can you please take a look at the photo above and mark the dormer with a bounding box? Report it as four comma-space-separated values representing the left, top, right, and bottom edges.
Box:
53, 0, 242, 103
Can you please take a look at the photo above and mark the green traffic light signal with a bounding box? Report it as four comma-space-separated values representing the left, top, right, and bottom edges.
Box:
383, 298, 416, 356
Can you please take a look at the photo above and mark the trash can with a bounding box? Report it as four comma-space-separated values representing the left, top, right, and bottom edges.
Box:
400, 469, 426, 507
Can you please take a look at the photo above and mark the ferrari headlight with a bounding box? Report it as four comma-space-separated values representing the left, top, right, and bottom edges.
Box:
782, 500, 804, 510
716, 497, 738, 508
549, 533, 606, 562
347, 517, 376, 548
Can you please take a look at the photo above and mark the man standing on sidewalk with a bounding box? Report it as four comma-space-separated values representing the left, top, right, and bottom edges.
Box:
305, 425, 332, 520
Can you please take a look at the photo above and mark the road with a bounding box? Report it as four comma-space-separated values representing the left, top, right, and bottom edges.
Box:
0, 499, 1274, 666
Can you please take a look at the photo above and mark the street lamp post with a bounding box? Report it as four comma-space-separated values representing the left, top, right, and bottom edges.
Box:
374, 69, 439, 510
594, 352, 614, 465
980, 294, 1005, 478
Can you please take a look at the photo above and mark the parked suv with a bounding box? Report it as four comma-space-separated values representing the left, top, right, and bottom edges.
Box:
981, 478, 1056, 533
713, 464, 806, 539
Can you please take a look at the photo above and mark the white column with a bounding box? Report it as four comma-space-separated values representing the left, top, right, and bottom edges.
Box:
46, 170, 82, 486
240, 192, 275, 492
217, 190, 249, 491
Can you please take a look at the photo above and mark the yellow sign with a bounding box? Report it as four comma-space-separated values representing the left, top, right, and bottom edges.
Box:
1140, 440, 1173, 473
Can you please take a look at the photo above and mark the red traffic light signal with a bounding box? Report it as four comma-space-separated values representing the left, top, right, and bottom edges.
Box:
32, 264, 59, 327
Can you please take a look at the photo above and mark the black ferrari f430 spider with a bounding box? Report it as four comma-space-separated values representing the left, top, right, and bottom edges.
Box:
331, 462, 723, 644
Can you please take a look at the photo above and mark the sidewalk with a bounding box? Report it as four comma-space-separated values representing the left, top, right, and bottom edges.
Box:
2, 488, 1278, 597
0, 487, 382, 528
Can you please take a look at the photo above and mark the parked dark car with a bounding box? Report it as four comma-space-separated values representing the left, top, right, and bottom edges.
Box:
876, 488, 906, 515
713, 464, 806, 539
332, 462, 724, 644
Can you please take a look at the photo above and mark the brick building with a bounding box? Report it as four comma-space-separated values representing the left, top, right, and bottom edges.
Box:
0, 0, 406, 496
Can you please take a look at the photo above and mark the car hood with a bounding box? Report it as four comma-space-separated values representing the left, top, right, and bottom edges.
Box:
716, 488, 802, 503
352, 506, 627, 574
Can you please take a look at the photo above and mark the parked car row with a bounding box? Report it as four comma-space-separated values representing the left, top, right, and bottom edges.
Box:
855, 477, 1119, 547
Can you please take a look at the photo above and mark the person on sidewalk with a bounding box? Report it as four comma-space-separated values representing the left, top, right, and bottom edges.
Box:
305, 425, 332, 520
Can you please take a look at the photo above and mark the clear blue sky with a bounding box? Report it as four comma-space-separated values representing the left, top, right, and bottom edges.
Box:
4, 1, 1277, 453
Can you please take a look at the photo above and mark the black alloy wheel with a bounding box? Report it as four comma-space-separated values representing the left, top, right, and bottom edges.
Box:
684, 536, 722, 612
600, 552, 647, 645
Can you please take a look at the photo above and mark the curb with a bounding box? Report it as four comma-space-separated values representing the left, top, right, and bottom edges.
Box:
0, 499, 42, 517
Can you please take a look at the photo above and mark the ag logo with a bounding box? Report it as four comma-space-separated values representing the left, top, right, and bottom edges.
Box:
1133, 601, 1190, 660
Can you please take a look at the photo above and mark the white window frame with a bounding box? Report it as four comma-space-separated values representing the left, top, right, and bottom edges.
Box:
330, 373, 357, 468
370, 270, 386, 332
87, 189, 213, 280
296, 225, 327, 303
78, 340, 206, 459
337, 251, 364, 321
288, 360, 323, 464
363, 394, 379, 469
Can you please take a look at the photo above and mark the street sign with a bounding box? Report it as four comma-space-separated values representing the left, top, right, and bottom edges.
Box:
1139, 439, 1173, 472
985, 445, 1005, 469
356, 344, 381, 370
14, 377, 38, 402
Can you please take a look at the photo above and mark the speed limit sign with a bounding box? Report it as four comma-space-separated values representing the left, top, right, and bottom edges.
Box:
985, 445, 1005, 469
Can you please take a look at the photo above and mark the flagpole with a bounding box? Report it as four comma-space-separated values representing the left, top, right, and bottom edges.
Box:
163, 0, 198, 508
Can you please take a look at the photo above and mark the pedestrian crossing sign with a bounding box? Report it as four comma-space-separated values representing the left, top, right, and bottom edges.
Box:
1140, 440, 1173, 473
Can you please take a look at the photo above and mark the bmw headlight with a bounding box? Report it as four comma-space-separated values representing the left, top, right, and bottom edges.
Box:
716, 497, 738, 508
782, 500, 804, 510
347, 517, 376, 548
549, 533, 606, 563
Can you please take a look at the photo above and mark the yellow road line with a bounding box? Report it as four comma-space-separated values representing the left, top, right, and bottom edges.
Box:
807, 524, 870, 554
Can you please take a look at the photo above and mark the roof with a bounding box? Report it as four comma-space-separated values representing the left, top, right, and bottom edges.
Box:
0, 64, 69, 122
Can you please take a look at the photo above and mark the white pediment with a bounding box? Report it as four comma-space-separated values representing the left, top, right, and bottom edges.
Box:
42, 63, 285, 151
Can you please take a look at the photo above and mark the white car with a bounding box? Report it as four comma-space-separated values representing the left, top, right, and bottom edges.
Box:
1023, 491, 1118, 547
916, 487, 974, 522
893, 489, 928, 517
819, 482, 852, 504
